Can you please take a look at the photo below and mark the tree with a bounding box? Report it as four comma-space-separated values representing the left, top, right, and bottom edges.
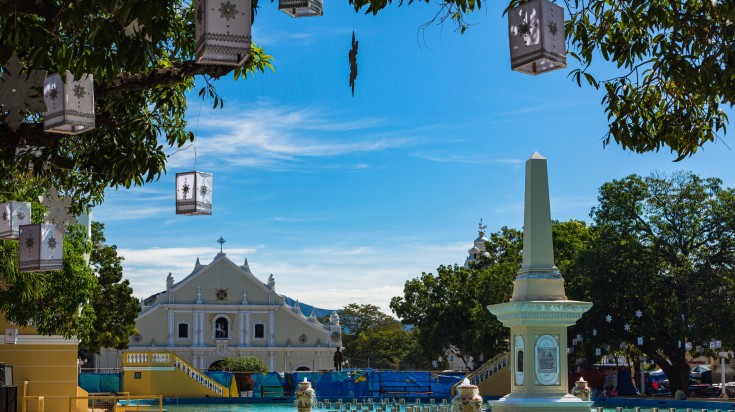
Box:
570, 172, 735, 393
212, 354, 269, 373
0, 1, 273, 210
338, 303, 397, 343
390, 227, 521, 369
85, 222, 139, 353
391, 221, 591, 370
327, 303, 429, 369
0, 223, 96, 343
350, 325, 421, 370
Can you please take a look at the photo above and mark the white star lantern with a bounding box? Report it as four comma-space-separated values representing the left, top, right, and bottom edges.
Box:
507, 0, 567, 75
635, 310, 643, 318
176, 171, 213, 215
43, 70, 95, 135
624, 323, 631, 332
195, 0, 252, 66
0, 201, 31, 239
40, 187, 77, 230
0, 54, 47, 131
605, 314, 612, 323
592, 329, 597, 337
279, 0, 323, 17
18, 222, 63, 272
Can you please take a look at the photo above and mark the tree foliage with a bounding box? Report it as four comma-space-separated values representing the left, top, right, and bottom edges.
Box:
0, 223, 96, 343
86, 221, 139, 353
391, 222, 591, 370
339, 303, 398, 341
569, 172, 735, 392
332, 303, 429, 370
0, 175, 139, 349
211, 354, 270, 373
350, 325, 421, 370
0, 0, 273, 210
391, 227, 521, 369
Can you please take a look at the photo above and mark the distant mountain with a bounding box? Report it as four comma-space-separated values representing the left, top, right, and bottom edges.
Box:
283, 296, 335, 320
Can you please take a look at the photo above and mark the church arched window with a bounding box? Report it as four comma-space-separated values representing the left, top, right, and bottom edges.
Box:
254, 323, 265, 339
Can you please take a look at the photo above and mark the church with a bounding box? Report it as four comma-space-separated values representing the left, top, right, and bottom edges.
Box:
98, 248, 343, 372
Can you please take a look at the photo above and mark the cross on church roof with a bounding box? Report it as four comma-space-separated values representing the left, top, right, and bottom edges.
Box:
217, 236, 226, 253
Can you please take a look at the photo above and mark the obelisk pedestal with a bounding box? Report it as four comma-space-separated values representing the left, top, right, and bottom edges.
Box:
487, 152, 592, 412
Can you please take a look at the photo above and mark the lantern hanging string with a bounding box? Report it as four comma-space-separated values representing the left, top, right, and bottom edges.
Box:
193, 88, 204, 172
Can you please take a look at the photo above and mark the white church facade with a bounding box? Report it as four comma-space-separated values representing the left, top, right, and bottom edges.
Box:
98, 251, 343, 372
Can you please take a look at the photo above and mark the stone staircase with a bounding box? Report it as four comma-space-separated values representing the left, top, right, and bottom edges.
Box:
451, 352, 510, 396
124, 352, 227, 396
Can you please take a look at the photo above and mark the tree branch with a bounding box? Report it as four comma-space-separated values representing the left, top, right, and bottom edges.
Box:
0, 122, 59, 149
0, 60, 236, 147
97, 60, 235, 98
0, 0, 60, 22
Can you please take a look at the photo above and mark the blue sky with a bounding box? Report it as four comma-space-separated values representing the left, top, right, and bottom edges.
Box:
94, 0, 734, 315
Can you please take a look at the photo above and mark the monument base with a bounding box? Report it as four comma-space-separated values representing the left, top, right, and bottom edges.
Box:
488, 393, 592, 412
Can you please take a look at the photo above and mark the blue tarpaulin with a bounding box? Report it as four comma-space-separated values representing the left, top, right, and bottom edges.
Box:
78, 373, 122, 393
251, 372, 286, 397
205, 371, 233, 388
284, 370, 463, 399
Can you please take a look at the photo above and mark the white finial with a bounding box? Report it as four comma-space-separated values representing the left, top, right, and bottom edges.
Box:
529, 151, 545, 159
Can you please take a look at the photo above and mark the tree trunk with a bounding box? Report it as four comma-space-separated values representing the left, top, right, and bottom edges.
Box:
658, 360, 690, 395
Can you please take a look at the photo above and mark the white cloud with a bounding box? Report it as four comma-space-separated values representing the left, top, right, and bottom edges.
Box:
165, 105, 415, 170
94, 207, 171, 222
412, 152, 524, 166
118, 239, 467, 316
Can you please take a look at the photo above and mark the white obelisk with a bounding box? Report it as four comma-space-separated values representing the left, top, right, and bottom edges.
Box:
487, 152, 592, 412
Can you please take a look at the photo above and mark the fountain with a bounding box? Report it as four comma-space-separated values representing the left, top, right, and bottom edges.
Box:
571, 377, 591, 401
487, 152, 593, 412
451, 378, 483, 412
296, 377, 315, 412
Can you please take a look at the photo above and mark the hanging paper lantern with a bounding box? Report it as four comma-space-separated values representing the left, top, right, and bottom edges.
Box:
176, 171, 213, 215
18, 223, 63, 272
0, 201, 31, 239
279, 0, 323, 18
4, 328, 17, 344
637, 337, 644, 345
507, 0, 566, 75
595, 348, 601, 356
195, 0, 252, 66
43, 71, 95, 135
